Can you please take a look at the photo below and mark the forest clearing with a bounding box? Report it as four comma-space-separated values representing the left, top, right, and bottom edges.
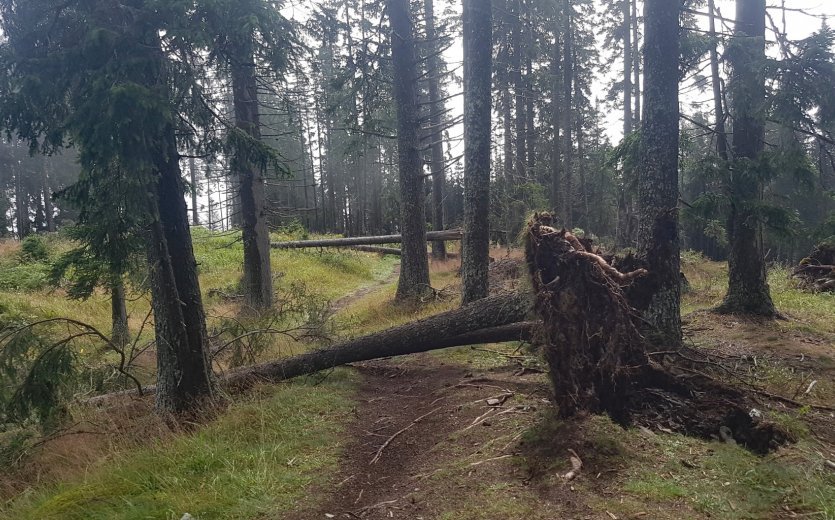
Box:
0, 233, 833, 519
2, 0, 835, 518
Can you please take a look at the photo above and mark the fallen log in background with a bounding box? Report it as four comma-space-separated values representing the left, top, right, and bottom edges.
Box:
271, 229, 463, 249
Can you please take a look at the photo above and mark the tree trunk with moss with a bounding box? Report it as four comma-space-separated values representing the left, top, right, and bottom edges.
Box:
231, 38, 273, 310
424, 0, 448, 261
389, 0, 432, 301
635, 0, 682, 344
719, 0, 775, 316
461, 0, 493, 304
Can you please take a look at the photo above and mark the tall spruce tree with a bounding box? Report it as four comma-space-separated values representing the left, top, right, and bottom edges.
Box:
388, 0, 432, 300
718, 0, 776, 316
635, 0, 682, 343
461, 0, 493, 304
0, 0, 217, 413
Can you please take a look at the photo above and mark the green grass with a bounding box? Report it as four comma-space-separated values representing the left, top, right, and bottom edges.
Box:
681, 251, 835, 335
1, 373, 358, 520
616, 431, 835, 519
0, 230, 397, 364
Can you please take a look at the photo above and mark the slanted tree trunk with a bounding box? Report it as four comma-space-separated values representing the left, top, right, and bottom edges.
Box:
719, 0, 776, 316
110, 279, 130, 347
424, 0, 448, 261
231, 38, 273, 310
708, 0, 729, 161
461, 0, 493, 304
511, 0, 527, 181
42, 163, 55, 232
550, 32, 562, 211
148, 123, 214, 413
634, 0, 681, 345
226, 292, 532, 390
272, 229, 462, 249
388, 0, 431, 301
560, 0, 574, 229
622, 0, 633, 135
189, 157, 200, 226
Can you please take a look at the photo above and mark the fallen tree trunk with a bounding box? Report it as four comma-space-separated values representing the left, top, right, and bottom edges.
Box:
225, 316, 535, 391
88, 293, 533, 404
271, 229, 463, 249
349, 246, 402, 255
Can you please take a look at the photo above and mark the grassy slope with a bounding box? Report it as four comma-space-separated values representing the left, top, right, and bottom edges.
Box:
0, 230, 396, 517
4, 375, 358, 520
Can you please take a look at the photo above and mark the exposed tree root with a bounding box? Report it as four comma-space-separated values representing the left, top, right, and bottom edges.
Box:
793, 242, 835, 293
523, 213, 791, 453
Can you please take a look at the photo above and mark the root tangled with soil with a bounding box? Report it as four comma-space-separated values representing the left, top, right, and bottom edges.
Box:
524, 213, 791, 454
792, 242, 835, 293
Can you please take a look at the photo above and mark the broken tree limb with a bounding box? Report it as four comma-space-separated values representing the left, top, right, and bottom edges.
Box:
271, 229, 463, 249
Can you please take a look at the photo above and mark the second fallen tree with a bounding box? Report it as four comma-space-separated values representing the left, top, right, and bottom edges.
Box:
271, 229, 463, 249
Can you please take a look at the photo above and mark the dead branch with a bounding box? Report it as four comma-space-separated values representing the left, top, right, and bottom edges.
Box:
370, 407, 442, 464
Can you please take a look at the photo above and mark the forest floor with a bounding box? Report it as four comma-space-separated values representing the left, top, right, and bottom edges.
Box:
279, 253, 835, 520
1, 239, 834, 519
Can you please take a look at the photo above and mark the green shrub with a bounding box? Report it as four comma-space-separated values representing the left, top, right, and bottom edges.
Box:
19, 236, 50, 262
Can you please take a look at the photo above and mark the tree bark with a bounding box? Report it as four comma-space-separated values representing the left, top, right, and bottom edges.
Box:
226, 294, 532, 389
622, 0, 633, 135
14, 163, 31, 239
635, 0, 682, 345
560, 0, 574, 229
42, 163, 55, 232
231, 38, 274, 310
719, 0, 776, 316
89, 296, 534, 402
550, 32, 562, 212
631, 0, 641, 126
189, 157, 200, 226
708, 0, 729, 161
388, 0, 432, 301
110, 279, 130, 347
461, 0, 493, 304
525, 57, 536, 176
424, 0, 448, 261
149, 122, 214, 414
272, 229, 462, 249
512, 0, 527, 181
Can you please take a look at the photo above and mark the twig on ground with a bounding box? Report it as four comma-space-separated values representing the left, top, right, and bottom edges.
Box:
370, 407, 442, 464
469, 454, 514, 467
